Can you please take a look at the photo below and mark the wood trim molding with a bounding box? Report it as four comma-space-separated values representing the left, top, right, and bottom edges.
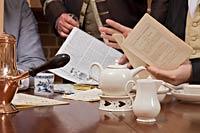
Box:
0, 0, 4, 33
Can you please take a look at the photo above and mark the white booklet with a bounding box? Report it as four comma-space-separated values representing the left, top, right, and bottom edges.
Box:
12, 93, 68, 108
121, 13, 193, 71
49, 27, 122, 84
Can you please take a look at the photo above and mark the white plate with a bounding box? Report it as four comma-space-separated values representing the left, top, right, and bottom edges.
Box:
183, 84, 200, 94
132, 85, 169, 94
53, 84, 75, 94
171, 90, 200, 102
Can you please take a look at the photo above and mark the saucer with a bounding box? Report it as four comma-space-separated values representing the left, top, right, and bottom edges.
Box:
171, 90, 200, 102
99, 95, 135, 112
132, 85, 169, 94
183, 84, 200, 94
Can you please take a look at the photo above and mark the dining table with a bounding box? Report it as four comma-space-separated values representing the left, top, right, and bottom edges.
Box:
1, 88, 200, 133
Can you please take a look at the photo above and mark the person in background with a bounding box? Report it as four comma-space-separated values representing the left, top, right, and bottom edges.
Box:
40, 0, 147, 42
99, 0, 200, 85
147, 0, 200, 85
4, 0, 46, 89
99, 0, 169, 68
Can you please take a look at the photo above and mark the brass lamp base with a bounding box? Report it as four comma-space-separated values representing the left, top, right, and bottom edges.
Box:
0, 103, 18, 114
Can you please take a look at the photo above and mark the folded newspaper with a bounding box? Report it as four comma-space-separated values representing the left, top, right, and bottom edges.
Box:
49, 27, 122, 84
12, 93, 68, 108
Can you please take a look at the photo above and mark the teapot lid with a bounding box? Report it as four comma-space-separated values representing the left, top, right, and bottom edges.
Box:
107, 60, 127, 69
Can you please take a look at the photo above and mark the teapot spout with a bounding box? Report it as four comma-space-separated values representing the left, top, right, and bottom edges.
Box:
130, 66, 146, 78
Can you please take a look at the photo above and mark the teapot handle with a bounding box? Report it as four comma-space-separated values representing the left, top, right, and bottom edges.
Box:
88, 62, 103, 82
125, 80, 136, 103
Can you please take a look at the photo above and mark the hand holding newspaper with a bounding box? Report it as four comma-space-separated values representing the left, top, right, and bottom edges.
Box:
49, 27, 122, 84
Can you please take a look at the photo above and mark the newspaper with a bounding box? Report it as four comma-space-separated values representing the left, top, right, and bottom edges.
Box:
121, 13, 193, 70
49, 27, 122, 84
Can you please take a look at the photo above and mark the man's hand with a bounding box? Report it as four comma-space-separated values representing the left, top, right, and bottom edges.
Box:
119, 54, 132, 69
56, 13, 79, 37
99, 19, 131, 49
146, 60, 192, 85
99, 19, 132, 68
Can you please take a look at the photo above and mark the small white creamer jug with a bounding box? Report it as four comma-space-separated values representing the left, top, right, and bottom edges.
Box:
126, 79, 162, 123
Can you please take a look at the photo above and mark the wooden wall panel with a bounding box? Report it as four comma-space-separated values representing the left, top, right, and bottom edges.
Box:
28, 0, 41, 8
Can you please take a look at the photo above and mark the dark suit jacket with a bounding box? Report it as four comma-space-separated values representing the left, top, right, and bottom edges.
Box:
41, 0, 147, 32
151, 0, 169, 24
164, 0, 188, 40
150, 0, 188, 40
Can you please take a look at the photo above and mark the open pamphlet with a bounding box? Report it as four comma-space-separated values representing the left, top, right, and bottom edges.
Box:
118, 13, 193, 77
12, 93, 68, 108
49, 27, 122, 84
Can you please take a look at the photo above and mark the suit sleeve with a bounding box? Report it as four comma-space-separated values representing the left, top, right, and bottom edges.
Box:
190, 58, 200, 84
17, 0, 46, 87
150, 0, 169, 24
40, 0, 67, 34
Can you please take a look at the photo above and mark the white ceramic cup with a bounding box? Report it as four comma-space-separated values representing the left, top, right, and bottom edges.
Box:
34, 72, 55, 96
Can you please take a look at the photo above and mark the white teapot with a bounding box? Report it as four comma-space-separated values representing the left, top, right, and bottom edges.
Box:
89, 62, 145, 96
